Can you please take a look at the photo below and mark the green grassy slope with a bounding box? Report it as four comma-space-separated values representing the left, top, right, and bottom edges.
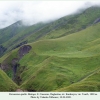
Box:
1, 22, 99, 91
1, 18, 100, 91
0, 69, 18, 91
55, 68, 100, 92
1, 6, 100, 57
0, 21, 25, 45
29, 23, 100, 58
20, 55, 100, 91
19, 24, 100, 91
2, 22, 48, 50
7, 6, 100, 50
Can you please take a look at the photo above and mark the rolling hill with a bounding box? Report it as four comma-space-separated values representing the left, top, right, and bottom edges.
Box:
0, 6, 100, 91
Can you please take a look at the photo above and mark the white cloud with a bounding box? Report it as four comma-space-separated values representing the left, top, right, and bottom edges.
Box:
0, 1, 100, 28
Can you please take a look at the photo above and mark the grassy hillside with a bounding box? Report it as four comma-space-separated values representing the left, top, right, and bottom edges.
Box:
0, 69, 18, 91
0, 21, 25, 45
1, 6, 100, 57
18, 23, 100, 91
21, 6, 100, 43
1, 22, 100, 91
55, 69, 100, 91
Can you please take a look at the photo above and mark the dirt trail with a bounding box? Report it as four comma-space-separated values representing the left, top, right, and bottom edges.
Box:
80, 68, 100, 82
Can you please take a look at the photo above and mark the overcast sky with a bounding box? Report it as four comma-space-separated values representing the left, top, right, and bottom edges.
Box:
0, 1, 100, 29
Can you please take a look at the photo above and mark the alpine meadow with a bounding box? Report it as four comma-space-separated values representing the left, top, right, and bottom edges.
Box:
0, 4, 100, 92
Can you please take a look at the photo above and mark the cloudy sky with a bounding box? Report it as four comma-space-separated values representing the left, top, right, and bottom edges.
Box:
0, 1, 100, 29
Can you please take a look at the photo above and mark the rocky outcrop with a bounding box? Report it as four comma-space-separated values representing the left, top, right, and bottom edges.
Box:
11, 58, 19, 80
12, 45, 32, 82
12, 58, 19, 65
0, 62, 9, 71
19, 45, 32, 58
0, 45, 32, 84
93, 18, 100, 24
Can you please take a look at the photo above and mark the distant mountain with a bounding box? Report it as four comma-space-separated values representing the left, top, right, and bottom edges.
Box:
0, 6, 100, 91
0, 21, 47, 56
0, 21, 26, 56
0, 21, 25, 45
